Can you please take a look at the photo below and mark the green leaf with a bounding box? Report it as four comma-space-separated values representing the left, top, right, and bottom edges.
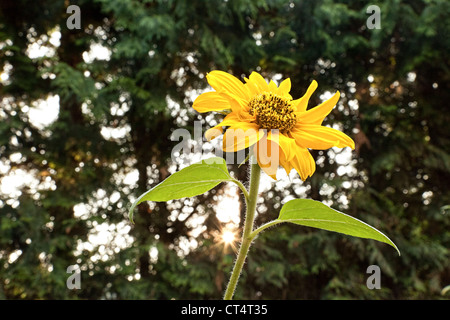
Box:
129, 157, 233, 223
278, 199, 400, 255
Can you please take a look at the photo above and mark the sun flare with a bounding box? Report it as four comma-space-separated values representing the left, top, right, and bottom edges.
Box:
221, 230, 236, 244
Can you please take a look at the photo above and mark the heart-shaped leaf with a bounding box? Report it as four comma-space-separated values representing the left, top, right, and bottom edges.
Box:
278, 199, 400, 255
129, 157, 233, 223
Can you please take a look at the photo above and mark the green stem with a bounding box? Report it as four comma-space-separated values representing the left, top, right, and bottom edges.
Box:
223, 161, 261, 300
249, 219, 284, 240
231, 178, 249, 203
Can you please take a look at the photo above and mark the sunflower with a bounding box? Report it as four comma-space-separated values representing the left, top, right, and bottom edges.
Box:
193, 70, 355, 180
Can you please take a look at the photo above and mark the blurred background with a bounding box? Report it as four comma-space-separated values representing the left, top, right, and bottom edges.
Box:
0, 0, 449, 299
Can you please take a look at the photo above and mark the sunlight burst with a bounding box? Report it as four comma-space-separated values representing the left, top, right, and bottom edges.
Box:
221, 230, 236, 244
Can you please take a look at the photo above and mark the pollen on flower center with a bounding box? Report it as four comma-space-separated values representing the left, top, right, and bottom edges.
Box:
248, 92, 297, 133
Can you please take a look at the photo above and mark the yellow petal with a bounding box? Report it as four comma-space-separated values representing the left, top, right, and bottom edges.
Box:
227, 92, 249, 113
244, 80, 260, 96
266, 130, 296, 162
279, 149, 293, 176
298, 91, 340, 125
193, 92, 231, 113
245, 72, 269, 92
225, 94, 255, 122
290, 145, 316, 181
292, 80, 318, 112
222, 123, 264, 152
277, 78, 291, 96
268, 80, 278, 92
237, 109, 256, 122
204, 112, 240, 141
254, 138, 279, 180
291, 124, 355, 150
253, 131, 297, 179
205, 127, 223, 141
206, 71, 250, 101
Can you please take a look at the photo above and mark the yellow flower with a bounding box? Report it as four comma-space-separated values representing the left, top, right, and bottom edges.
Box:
193, 70, 355, 180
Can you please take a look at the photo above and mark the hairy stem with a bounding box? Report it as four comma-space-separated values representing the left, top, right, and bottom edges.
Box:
223, 161, 260, 300
249, 219, 284, 240
231, 178, 249, 203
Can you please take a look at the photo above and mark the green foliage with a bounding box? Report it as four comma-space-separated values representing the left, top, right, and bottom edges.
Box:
276, 199, 399, 255
129, 157, 233, 222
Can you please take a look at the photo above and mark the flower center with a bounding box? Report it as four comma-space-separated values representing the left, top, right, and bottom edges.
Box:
248, 92, 297, 133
